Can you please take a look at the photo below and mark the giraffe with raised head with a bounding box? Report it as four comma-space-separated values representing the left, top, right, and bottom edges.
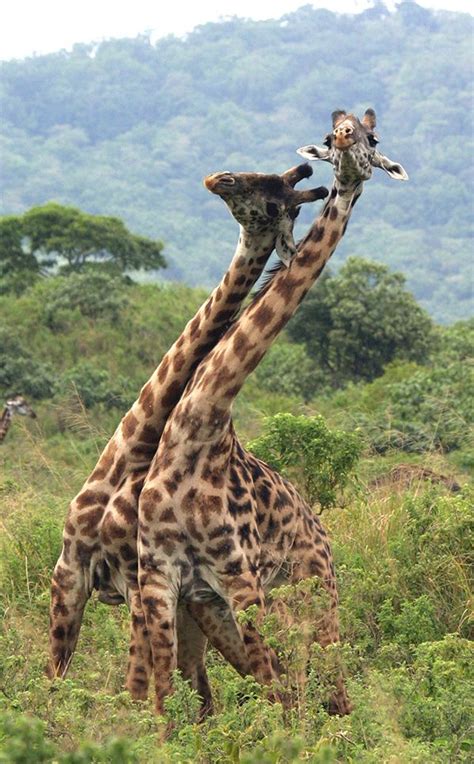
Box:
136, 108, 408, 717
47, 164, 327, 711
0, 395, 37, 443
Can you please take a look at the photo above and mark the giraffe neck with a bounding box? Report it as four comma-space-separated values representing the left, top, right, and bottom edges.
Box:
0, 407, 13, 443
185, 181, 363, 418
85, 225, 279, 481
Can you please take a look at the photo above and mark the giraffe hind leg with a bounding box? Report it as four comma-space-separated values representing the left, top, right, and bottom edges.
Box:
186, 598, 252, 678
125, 588, 153, 701
218, 569, 282, 702
286, 542, 352, 716
47, 546, 95, 679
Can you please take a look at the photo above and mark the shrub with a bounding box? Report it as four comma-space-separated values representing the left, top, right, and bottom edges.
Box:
56, 361, 135, 410
287, 258, 435, 386
0, 713, 140, 763
247, 413, 361, 509
344, 360, 473, 453
254, 342, 324, 401
335, 489, 473, 657
42, 272, 129, 329
393, 635, 473, 759
0, 328, 55, 399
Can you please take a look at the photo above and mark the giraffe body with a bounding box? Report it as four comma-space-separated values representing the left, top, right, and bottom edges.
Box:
137, 110, 407, 716
47, 165, 327, 706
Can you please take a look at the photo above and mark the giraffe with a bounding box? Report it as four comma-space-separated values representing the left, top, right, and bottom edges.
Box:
47, 164, 328, 711
0, 395, 37, 443
136, 108, 408, 717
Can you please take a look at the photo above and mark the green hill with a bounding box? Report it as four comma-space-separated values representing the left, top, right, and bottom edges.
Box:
1, 3, 473, 322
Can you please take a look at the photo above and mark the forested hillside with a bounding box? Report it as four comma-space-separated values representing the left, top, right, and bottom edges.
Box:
1, 2, 472, 322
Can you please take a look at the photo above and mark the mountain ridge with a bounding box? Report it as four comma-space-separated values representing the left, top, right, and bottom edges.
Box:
1, 3, 472, 321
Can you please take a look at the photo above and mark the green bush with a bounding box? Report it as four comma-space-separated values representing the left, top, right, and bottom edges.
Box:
336, 489, 473, 658
56, 361, 135, 411
42, 272, 129, 329
254, 341, 323, 401
287, 258, 435, 387
0, 713, 140, 763
0, 714, 56, 763
248, 413, 361, 509
327, 357, 473, 453
393, 635, 473, 759
0, 328, 55, 399
0, 497, 62, 609
378, 595, 440, 650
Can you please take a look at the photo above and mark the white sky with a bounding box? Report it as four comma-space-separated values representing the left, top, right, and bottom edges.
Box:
1, 0, 472, 61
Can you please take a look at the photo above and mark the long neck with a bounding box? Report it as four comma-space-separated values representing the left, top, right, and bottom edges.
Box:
187, 181, 362, 412
0, 407, 13, 443
113, 225, 279, 468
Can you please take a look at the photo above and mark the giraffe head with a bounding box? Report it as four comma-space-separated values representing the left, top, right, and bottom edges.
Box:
297, 109, 408, 186
5, 395, 37, 419
204, 164, 328, 265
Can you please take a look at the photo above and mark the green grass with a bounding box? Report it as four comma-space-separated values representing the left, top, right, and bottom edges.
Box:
1, 412, 472, 762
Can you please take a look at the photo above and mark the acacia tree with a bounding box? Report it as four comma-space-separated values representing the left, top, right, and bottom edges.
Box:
0, 203, 165, 285
287, 257, 435, 387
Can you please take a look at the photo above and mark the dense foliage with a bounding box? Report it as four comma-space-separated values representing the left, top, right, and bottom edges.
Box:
1, 3, 472, 321
287, 257, 436, 385
1, 269, 471, 458
319, 317, 474, 459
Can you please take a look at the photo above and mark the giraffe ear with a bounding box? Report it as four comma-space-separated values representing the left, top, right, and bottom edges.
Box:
372, 151, 409, 181
332, 109, 347, 127
296, 144, 332, 162
362, 108, 377, 130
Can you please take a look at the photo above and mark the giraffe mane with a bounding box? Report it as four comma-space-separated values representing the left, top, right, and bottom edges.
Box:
249, 234, 306, 303
250, 260, 286, 303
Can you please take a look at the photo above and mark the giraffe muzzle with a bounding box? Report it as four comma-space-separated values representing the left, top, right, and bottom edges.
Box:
204, 172, 236, 193
333, 124, 355, 151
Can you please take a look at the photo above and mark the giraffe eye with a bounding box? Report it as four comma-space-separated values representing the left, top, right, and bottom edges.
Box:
367, 134, 379, 147
323, 134, 332, 148
266, 202, 279, 218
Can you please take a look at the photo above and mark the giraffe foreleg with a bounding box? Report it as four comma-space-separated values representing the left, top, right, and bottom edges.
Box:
138, 564, 179, 716
176, 606, 213, 720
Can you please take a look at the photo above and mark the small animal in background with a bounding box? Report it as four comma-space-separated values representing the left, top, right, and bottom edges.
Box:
0, 395, 37, 443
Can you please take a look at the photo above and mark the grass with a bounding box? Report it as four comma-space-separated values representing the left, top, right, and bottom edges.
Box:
0, 408, 472, 762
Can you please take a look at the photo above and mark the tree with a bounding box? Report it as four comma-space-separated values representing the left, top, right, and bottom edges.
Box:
0, 216, 41, 294
253, 342, 323, 402
0, 203, 166, 285
287, 258, 435, 387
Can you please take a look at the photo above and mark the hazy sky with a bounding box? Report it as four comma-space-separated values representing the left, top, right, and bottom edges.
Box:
1, 0, 472, 61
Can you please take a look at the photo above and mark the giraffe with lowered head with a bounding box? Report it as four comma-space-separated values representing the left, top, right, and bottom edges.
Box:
47, 164, 327, 711
137, 108, 408, 716
0, 395, 37, 443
